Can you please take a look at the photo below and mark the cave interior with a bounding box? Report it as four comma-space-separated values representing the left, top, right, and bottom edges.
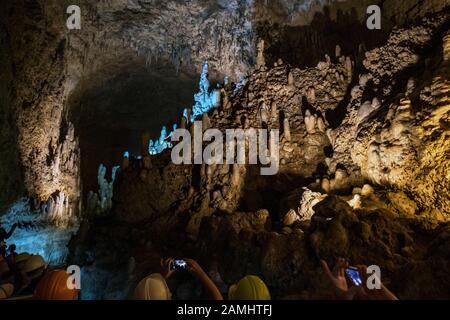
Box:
0, 0, 449, 300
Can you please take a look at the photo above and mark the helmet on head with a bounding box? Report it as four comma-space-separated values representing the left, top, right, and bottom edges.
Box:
22, 254, 45, 279
33, 269, 79, 300
15, 252, 31, 264
134, 273, 172, 300
228, 275, 271, 300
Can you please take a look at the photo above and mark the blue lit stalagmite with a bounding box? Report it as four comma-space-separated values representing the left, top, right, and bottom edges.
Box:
149, 62, 221, 155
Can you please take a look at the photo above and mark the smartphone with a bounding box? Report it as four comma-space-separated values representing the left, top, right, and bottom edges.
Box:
345, 267, 363, 286
170, 259, 187, 271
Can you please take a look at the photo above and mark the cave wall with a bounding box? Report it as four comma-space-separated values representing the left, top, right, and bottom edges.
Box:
1, 1, 81, 224
0, 5, 24, 212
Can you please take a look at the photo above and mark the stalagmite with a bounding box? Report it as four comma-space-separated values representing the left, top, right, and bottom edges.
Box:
200, 163, 206, 180
443, 31, 450, 61
122, 152, 130, 169
283, 118, 291, 142
326, 129, 335, 148
243, 116, 249, 129
307, 86, 316, 103
283, 209, 297, 226
271, 101, 277, 119
143, 155, 151, 169
256, 39, 266, 70
44, 191, 71, 227
335, 71, 340, 80
335, 168, 348, 182
358, 100, 377, 121
335, 44, 342, 58
260, 103, 269, 124
347, 194, 362, 209
304, 110, 317, 134
406, 78, 416, 96
361, 184, 375, 197
351, 86, 361, 100
212, 190, 221, 201
187, 186, 195, 199
186, 108, 192, 123
231, 164, 240, 186
202, 112, 210, 131
321, 178, 330, 193
288, 71, 295, 88
372, 97, 381, 109
141, 131, 151, 156
190, 122, 196, 142
317, 117, 326, 133
205, 165, 213, 182
359, 74, 371, 87
180, 116, 187, 129
325, 157, 331, 169
345, 56, 353, 76
221, 89, 231, 110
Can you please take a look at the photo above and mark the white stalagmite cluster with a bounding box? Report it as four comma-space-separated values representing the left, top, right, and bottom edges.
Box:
283, 188, 327, 225
87, 164, 120, 216
42, 191, 73, 227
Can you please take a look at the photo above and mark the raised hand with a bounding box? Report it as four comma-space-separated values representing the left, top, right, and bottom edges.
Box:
321, 258, 361, 300
160, 257, 175, 279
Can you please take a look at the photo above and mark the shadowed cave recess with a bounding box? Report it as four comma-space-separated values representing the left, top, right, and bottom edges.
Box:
0, 0, 450, 300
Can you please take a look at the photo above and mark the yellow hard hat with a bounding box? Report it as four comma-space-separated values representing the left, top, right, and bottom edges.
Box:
15, 252, 32, 264
134, 273, 172, 300
228, 275, 271, 300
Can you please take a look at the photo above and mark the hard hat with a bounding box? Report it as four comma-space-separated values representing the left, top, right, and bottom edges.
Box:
228, 275, 271, 300
15, 252, 32, 264
22, 255, 45, 273
33, 270, 79, 300
134, 273, 172, 300
0, 283, 14, 299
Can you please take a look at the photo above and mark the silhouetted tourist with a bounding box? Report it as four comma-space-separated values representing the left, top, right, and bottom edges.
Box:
4, 244, 31, 294
0, 223, 18, 258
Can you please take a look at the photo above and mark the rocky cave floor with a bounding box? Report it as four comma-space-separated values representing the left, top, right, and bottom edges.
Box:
67, 11, 450, 300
